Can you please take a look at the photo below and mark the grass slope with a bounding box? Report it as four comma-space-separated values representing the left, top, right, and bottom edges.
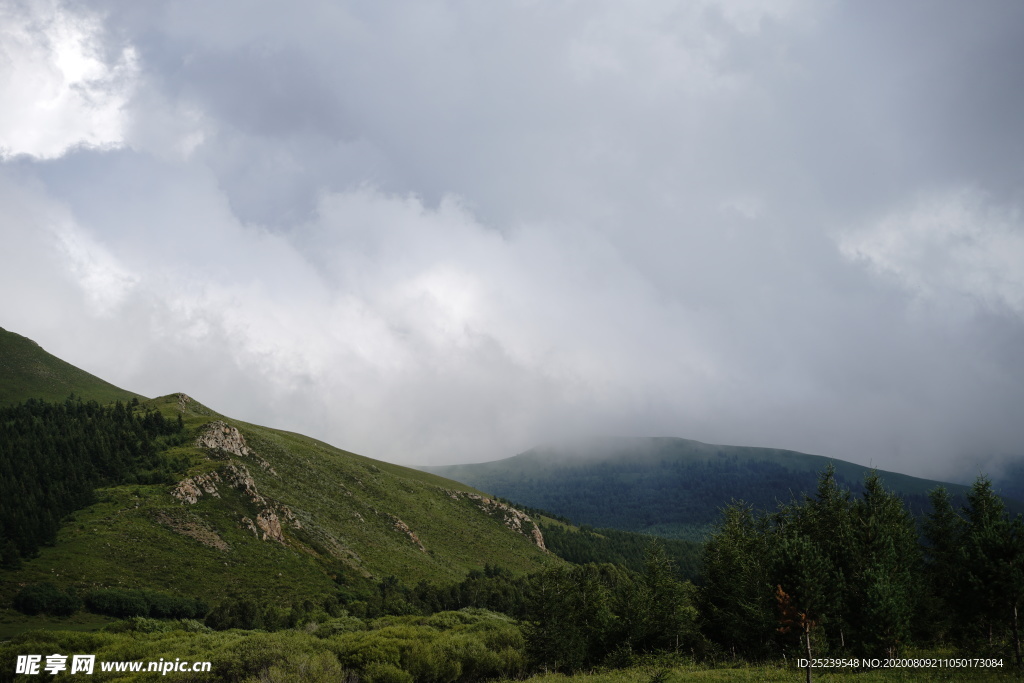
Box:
0, 328, 559, 619
0, 394, 557, 613
421, 436, 1018, 541
0, 327, 142, 406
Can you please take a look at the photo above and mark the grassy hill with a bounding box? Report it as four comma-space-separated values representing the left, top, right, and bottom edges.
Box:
0, 327, 142, 406
421, 436, 1022, 541
0, 329, 558, 619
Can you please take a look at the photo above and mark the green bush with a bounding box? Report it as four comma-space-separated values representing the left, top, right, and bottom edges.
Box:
313, 617, 367, 638
103, 616, 213, 634
242, 652, 346, 683
84, 588, 150, 618
12, 583, 81, 616
363, 662, 413, 683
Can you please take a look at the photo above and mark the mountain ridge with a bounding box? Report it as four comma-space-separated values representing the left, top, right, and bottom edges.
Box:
0, 327, 558, 615
0, 326, 143, 407
421, 435, 1024, 540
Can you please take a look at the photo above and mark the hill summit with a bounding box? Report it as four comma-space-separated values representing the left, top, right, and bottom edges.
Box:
421, 435, 1018, 540
0, 327, 142, 406
0, 327, 556, 612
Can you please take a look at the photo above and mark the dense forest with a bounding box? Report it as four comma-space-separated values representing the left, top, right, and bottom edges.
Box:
0, 396, 187, 566
466, 456, 827, 533
702, 467, 1024, 673
453, 455, 968, 540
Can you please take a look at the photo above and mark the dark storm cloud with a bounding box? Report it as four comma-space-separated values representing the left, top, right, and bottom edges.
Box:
1, 0, 1022, 479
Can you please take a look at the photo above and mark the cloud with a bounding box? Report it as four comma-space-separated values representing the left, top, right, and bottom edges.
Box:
840, 189, 1024, 316
0, 0, 137, 160
2, 0, 1024, 480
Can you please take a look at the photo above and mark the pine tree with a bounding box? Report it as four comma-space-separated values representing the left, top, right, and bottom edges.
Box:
959, 477, 1024, 664
848, 472, 919, 658
801, 465, 856, 650
921, 486, 965, 642
622, 540, 698, 653
700, 503, 776, 658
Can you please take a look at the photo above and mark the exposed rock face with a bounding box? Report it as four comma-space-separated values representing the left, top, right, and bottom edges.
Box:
223, 463, 265, 506
390, 515, 427, 552
170, 472, 222, 504
196, 420, 251, 455
195, 421, 277, 474
240, 516, 259, 537
255, 510, 284, 543
177, 393, 191, 413
446, 491, 547, 551
279, 505, 302, 530
171, 429, 300, 544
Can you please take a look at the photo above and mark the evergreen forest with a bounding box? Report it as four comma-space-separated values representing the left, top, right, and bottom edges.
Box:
0, 396, 188, 566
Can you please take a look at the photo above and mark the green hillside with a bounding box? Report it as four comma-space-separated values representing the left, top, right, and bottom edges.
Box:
0, 329, 558, 621
422, 436, 1020, 541
0, 327, 142, 406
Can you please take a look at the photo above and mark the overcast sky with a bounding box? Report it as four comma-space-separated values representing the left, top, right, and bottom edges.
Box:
2, 0, 1023, 480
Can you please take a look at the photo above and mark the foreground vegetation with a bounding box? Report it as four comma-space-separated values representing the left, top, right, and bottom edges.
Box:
2, 618, 1017, 682
1, 609, 525, 682
702, 469, 1023, 671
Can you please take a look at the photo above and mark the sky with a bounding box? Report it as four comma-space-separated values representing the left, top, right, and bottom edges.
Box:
2, 0, 1023, 481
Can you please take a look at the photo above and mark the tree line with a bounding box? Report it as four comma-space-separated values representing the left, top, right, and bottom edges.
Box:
0, 396, 187, 566
701, 466, 1024, 673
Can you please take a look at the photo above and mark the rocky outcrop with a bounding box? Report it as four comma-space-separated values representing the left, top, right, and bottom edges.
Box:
196, 421, 277, 474
196, 420, 251, 455
390, 515, 427, 552
255, 510, 284, 543
446, 491, 547, 551
279, 505, 302, 530
170, 472, 222, 504
240, 516, 259, 537
222, 463, 265, 506
171, 461, 299, 544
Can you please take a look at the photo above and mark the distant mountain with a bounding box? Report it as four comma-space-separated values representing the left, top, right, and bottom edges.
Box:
989, 458, 1024, 506
421, 436, 1023, 541
0, 327, 142, 406
0, 327, 557, 614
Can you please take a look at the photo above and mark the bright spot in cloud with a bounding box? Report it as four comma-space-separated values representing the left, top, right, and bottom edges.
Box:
0, 0, 137, 159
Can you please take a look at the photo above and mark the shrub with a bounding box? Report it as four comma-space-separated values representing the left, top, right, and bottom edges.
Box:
363, 662, 413, 683
12, 583, 81, 616
84, 588, 150, 618
313, 617, 367, 638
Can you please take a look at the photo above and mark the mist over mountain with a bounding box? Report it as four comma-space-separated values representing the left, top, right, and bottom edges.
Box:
424, 436, 1024, 541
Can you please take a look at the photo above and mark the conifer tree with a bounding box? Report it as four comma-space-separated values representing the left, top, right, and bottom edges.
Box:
922, 486, 965, 642
772, 527, 833, 672
622, 541, 698, 653
700, 503, 776, 658
960, 477, 1024, 664
800, 465, 856, 650
848, 472, 918, 658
